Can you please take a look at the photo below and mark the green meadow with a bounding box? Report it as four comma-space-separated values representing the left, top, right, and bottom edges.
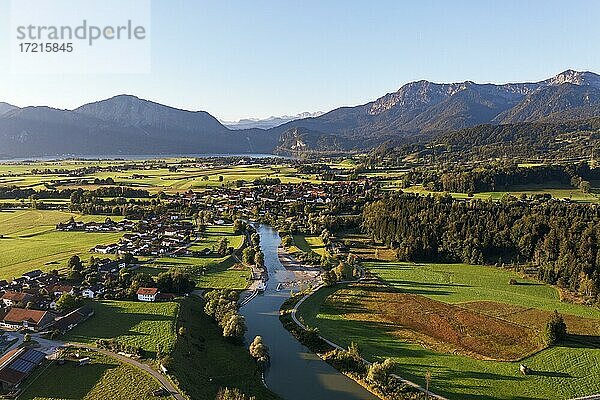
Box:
63, 300, 179, 356
19, 350, 161, 400
298, 262, 600, 399
0, 210, 123, 279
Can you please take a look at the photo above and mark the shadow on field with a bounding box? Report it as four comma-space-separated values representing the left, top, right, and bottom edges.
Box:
529, 370, 572, 378
560, 334, 600, 349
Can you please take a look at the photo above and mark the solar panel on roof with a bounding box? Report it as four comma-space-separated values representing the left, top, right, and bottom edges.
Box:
9, 359, 35, 374
21, 350, 45, 364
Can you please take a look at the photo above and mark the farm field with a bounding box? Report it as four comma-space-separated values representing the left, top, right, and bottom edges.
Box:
63, 300, 179, 356
298, 262, 600, 399
170, 298, 279, 400
19, 349, 161, 400
0, 160, 322, 193
0, 210, 123, 279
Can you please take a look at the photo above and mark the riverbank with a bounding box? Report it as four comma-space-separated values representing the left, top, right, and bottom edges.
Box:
239, 224, 379, 400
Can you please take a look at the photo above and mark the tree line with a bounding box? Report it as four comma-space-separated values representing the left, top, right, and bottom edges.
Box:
362, 193, 600, 301
402, 162, 600, 194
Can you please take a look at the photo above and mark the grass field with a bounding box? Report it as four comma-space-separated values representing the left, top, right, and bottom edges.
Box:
0, 210, 123, 279
298, 262, 600, 399
63, 300, 179, 356
291, 234, 327, 256
170, 298, 279, 400
19, 350, 161, 400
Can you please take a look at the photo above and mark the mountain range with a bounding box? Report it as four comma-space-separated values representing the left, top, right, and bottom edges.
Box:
1, 69, 599, 158
221, 112, 323, 130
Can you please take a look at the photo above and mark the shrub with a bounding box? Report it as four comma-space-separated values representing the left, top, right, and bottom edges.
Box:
367, 358, 395, 388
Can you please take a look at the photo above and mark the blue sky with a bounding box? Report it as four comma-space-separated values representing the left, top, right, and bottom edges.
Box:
1, 0, 600, 120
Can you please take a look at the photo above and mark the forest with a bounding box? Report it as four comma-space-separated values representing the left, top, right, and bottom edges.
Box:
401, 162, 600, 194
362, 193, 600, 300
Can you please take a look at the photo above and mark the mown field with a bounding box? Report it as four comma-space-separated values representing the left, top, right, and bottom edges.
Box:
170, 297, 279, 400
298, 262, 600, 399
19, 350, 161, 400
63, 300, 179, 356
0, 210, 123, 279
0, 159, 321, 193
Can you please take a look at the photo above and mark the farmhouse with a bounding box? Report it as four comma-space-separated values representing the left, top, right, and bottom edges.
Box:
136, 287, 159, 302
0, 308, 54, 331
1, 291, 33, 308
53, 305, 94, 333
47, 284, 74, 297
82, 284, 104, 299
0, 348, 46, 390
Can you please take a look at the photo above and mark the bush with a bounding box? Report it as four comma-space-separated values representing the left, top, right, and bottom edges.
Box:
367, 358, 395, 388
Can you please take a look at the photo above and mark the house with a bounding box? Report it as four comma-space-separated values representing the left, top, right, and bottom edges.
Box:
136, 287, 159, 302
53, 305, 94, 333
22, 270, 43, 281
0, 308, 54, 331
47, 284, 74, 297
82, 284, 104, 299
1, 291, 33, 307
0, 348, 46, 389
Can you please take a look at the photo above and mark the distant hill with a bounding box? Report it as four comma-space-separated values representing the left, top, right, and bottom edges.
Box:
222, 112, 323, 130
0, 95, 278, 158
1, 70, 600, 157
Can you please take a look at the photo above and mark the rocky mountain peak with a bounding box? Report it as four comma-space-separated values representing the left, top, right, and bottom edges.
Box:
544, 70, 600, 88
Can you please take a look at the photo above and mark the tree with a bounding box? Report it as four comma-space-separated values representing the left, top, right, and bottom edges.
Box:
233, 219, 246, 234
68, 255, 83, 272
55, 293, 82, 312
254, 251, 264, 268
222, 314, 247, 341
23, 333, 31, 343
251, 233, 260, 247
249, 335, 269, 361
178, 326, 187, 337
130, 272, 155, 291
542, 310, 567, 345
217, 238, 230, 256
215, 387, 256, 400
242, 247, 256, 265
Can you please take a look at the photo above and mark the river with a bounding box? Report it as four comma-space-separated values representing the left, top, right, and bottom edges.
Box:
240, 224, 378, 400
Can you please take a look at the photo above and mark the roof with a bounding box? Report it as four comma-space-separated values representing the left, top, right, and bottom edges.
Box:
22, 270, 43, 278
136, 287, 159, 296
0, 348, 45, 385
3, 308, 49, 325
48, 284, 73, 293
1, 292, 31, 302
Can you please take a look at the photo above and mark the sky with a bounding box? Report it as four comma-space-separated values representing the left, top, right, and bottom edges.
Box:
1, 0, 600, 120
